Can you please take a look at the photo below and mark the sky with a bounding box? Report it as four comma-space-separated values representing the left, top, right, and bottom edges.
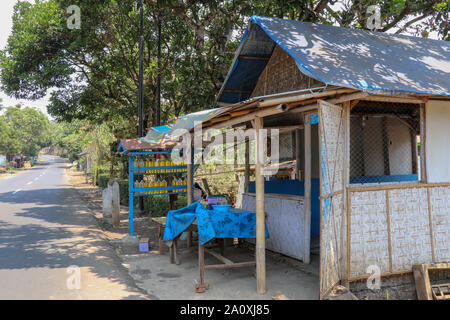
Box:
0, 0, 52, 118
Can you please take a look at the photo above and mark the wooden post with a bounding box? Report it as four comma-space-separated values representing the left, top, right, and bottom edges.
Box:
342, 101, 351, 287
199, 242, 205, 287
254, 116, 266, 294
244, 126, 250, 193
187, 139, 194, 247
187, 159, 193, 205
295, 129, 303, 180
420, 104, 427, 182
413, 264, 433, 300
158, 225, 164, 254
303, 115, 311, 264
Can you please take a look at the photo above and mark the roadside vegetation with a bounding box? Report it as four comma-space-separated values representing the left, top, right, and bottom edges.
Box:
0, 0, 447, 212
0, 106, 50, 171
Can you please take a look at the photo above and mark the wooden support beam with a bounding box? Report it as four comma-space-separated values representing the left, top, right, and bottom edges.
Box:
204, 248, 233, 265
258, 88, 356, 107
238, 55, 270, 61
198, 243, 205, 291
295, 129, 302, 180
413, 264, 433, 300
342, 100, 351, 287
350, 99, 360, 109
420, 104, 427, 182
187, 142, 193, 205
209, 115, 232, 123
244, 130, 250, 194
204, 262, 256, 270
254, 116, 266, 294
361, 95, 423, 104
303, 115, 312, 264
264, 124, 304, 132
327, 92, 369, 105
206, 103, 317, 131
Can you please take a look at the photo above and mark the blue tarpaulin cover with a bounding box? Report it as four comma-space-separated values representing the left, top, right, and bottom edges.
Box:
218, 16, 450, 104
163, 202, 269, 245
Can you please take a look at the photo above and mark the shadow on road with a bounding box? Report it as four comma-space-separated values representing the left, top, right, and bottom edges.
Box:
0, 184, 147, 299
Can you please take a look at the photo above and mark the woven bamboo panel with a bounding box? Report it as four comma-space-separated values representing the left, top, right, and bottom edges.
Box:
251, 45, 323, 97
319, 101, 346, 296
349, 190, 390, 278
321, 193, 345, 294
242, 193, 307, 261
388, 188, 433, 271
319, 102, 345, 190
429, 186, 450, 263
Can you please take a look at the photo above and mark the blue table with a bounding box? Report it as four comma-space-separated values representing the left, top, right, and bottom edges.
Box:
163, 202, 269, 245
162, 202, 269, 292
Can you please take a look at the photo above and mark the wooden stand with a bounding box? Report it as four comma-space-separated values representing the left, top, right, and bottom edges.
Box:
413, 263, 450, 300
196, 240, 256, 293
152, 216, 196, 262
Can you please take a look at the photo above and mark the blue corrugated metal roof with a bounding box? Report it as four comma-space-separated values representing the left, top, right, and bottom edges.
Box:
217, 16, 450, 104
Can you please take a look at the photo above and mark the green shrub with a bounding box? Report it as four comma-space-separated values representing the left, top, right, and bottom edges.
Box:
117, 179, 129, 206
97, 174, 188, 215
97, 174, 109, 189
143, 194, 188, 217
97, 174, 129, 206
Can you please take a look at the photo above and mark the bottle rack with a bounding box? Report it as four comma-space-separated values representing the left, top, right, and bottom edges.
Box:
125, 150, 194, 237
128, 151, 189, 197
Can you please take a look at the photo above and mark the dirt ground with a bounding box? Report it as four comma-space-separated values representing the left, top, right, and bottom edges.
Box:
67, 168, 320, 300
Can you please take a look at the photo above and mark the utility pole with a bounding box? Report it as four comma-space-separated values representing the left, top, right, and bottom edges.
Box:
138, 0, 144, 136
138, 0, 144, 213
156, 12, 161, 126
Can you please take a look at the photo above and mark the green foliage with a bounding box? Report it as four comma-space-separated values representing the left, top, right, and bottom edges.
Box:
0, 106, 50, 158
97, 174, 129, 206
96, 172, 187, 214
2, 0, 446, 135
143, 194, 187, 217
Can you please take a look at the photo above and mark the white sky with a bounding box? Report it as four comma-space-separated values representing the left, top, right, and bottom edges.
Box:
0, 0, 52, 118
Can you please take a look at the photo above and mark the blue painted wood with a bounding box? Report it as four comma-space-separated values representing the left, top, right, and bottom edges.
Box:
350, 174, 418, 184
128, 154, 134, 236
133, 166, 187, 172
249, 179, 321, 236
134, 192, 187, 197
132, 186, 187, 192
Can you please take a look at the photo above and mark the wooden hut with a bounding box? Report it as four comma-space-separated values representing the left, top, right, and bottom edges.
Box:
198, 16, 450, 298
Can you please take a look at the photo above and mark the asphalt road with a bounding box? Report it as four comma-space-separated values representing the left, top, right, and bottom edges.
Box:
0, 155, 147, 299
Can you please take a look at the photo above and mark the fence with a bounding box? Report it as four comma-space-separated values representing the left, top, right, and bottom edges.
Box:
349, 101, 421, 185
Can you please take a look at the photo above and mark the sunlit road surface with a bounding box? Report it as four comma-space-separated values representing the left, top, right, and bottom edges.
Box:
0, 155, 147, 299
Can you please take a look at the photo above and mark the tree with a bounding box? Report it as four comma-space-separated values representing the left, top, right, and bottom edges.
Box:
0, 106, 50, 158
1, 0, 447, 134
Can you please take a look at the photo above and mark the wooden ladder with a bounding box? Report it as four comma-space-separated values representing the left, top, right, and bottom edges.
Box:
413, 263, 450, 300
431, 283, 450, 300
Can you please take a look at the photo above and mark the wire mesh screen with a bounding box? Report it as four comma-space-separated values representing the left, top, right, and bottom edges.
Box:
350, 101, 421, 185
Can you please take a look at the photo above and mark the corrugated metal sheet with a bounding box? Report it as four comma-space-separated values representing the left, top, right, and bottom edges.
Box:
218, 16, 450, 104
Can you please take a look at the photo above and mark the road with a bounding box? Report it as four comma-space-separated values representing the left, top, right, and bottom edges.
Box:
0, 155, 147, 299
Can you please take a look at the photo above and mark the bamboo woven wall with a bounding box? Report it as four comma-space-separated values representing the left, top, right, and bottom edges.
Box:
348, 184, 450, 280
429, 186, 450, 262
349, 190, 390, 278
250, 45, 324, 98
318, 100, 346, 297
